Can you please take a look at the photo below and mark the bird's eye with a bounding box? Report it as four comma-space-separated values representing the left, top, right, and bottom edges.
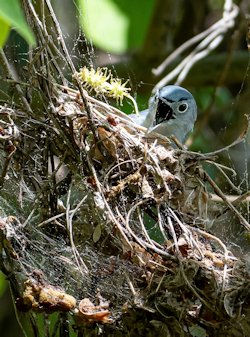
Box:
178, 103, 188, 113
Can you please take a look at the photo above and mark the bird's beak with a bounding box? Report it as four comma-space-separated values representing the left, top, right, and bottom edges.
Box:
147, 125, 156, 134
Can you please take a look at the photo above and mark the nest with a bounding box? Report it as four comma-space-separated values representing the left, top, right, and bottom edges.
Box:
0, 82, 250, 337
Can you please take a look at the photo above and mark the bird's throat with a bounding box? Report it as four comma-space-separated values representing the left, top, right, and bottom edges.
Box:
155, 99, 176, 126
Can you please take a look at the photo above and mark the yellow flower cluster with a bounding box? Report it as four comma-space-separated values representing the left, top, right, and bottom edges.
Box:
76, 66, 138, 114
78, 67, 110, 95
77, 66, 130, 103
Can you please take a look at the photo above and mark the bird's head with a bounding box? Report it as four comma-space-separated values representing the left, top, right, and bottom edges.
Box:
144, 85, 197, 143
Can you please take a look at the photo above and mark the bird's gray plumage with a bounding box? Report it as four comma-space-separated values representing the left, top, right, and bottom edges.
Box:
130, 85, 197, 143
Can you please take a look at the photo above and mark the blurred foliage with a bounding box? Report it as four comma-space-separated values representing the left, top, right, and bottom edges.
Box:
0, 273, 23, 337
0, 0, 35, 47
77, 0, 155, 53
0, 272, 7, 297
0, 16, 10, 47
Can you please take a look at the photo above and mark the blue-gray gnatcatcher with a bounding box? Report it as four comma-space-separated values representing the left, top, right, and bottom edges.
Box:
130, 85, 197, 143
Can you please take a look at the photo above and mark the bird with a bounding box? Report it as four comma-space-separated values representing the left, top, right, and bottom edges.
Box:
130, 85, 197, 143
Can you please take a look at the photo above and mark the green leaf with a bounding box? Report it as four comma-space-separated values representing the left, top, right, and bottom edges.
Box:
0, 16, 10, 47
0, 0, 35, 46
0, 272, 7, 297
77, 0, 155, 54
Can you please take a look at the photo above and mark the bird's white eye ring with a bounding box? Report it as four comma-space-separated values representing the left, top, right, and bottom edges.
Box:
178, 102, 188, 113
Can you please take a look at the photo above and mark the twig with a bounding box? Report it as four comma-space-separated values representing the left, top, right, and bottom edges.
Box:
0, 49, 33, 115
0, 142, 16, 189
203, 120, 248, 156
66, 187, 89, 274
137, 210, 156, 247
44, 0, 96, 135
204, 171, 250, 231
157, 206, 168, 242
83, 138, 133, 250
168, 208, 204, 260
152, 0, 239, 91
206, 160, 241, 194
187, 225, 236, 303
210, 191, 250, 204
125, 200, 177, 260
